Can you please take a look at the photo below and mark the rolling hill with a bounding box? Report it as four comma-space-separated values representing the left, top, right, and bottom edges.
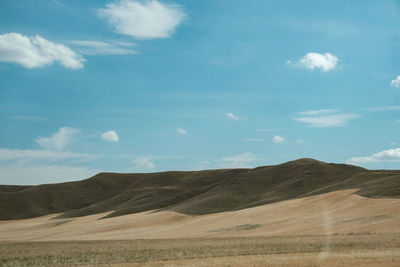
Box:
1, 158, 400, 221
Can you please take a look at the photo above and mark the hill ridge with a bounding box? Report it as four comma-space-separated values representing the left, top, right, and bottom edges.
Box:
0, 158, 399, 220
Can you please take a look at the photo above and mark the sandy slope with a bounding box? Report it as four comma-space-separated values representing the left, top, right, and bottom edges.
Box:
1, 189, 399, 241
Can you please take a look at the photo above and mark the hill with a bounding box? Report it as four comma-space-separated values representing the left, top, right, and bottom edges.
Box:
1, 158, 400, 220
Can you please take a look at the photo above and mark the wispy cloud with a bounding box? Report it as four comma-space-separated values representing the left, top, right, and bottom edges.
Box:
177, 128, 187, 135
226, 112, 244, 120
288, 52, 338, 71
254, 128, 280, 133
69, 40, 136, 55
0, 148, 99, 162
219, 152, 255, 168
101, 130, 119, 142
243, 138, 263, 142
287, 19, 359, 37
296, 138, 304, 144
12, 115, 49, 122
391, 76, 400, 88
0, 33, 84, 69
273, 135, 285, 143
98, 0, 186, 39
36, 127, 80, 150
364, 106, 400, 112
299, 109, 339, 116
347, 147, 400, 164
295, 110, 359, 127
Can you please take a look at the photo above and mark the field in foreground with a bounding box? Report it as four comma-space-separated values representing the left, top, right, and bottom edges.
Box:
1, 234, 400, 266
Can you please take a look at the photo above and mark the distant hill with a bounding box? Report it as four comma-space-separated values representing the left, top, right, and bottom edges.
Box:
1, 158, 400, 220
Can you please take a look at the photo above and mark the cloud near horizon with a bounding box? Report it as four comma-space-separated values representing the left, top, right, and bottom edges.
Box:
0, 164, 99, 185
98, 0, 186, 39
0, 33, 84, 69
347, 147, 400, 164
132, 156, 155, 169
219, 152, 255, 168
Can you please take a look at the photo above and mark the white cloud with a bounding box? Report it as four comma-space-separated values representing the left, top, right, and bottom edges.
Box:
0, 33, 84, 69
273, 135, 285, 143
243, 138, 263, 142
36, 127, 79, 150
101, 130, 119, 142
390, 76, 400, 88
226, 112, 243, 120
0, 164, 99, 185
298, 52, 338, 71
70, 40, 136, 55
98, 0, 186, 39
347, 147, 400, 164
219, 152, 255, 168
299, 109, 339, 116
177, 128, 187, 135
295, 110, 359, 127
132, 156, 155, 169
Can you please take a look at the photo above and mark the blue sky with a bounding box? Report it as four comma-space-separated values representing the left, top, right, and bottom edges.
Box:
1, 0, 400, 184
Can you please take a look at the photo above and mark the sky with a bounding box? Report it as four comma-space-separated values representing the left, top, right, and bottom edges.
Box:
1, 0, 400, 185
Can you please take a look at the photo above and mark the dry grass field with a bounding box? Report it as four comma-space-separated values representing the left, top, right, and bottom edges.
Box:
1, 234, 400, 266
1, 189, 400, 266
1, 160, 400, 266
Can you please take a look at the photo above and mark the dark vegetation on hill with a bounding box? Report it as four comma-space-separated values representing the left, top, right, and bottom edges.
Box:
1, 158, 400, 220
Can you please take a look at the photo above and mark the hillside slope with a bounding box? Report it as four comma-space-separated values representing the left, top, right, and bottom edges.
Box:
1, 158, 400, 220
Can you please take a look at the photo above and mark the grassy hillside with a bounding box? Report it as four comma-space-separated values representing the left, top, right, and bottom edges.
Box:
1, 158, 399, 220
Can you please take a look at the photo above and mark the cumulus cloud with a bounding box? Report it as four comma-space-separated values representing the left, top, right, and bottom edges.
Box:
0, 33, 84, 69
219, 152, 255, 168
273, 135, 285, 143
70, 40, 136, 55
177, 128, 187, 135
226, 112, 243, 120
390, 76, 400, 88
296, 52, 338, 71
347, 147, 400, 164
101, 130, 119, 142
295, 110, 358, 127
132, 156, 155, 169
36, 127, 79, 150
98, 0, 186, 39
